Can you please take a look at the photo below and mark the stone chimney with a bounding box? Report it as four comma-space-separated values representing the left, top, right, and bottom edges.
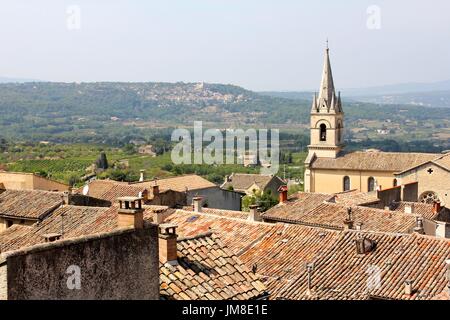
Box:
404, 280, 413, 296
413, 216, 425, 234
344, 207, 354, 230
433, 202, 442, 215
192, 196, 203, 213
139, 169, 145, 182
159, 223, 178, 265
248, 205, 262, 222
404, 204, 414, 214
62, 191, 71, 205
278, 185, 288, 204
152, 184, 160, 197
117, 196, 144, 229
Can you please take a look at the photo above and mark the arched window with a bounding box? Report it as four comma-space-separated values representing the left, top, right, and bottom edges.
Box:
393, 179, 398, 187
343, 176, 350, 191
320, 124, 327, 142
420, 191, 439, 204
368, 177, 375, 192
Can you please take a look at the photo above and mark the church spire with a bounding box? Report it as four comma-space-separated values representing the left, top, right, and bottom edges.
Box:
317, 45, 336, 111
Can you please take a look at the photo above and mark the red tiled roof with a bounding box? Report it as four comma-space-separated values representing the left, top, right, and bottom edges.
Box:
0, 189, 63, 220
160, 233, 267, 300
133, 175, 216, 192
182, 206, 249, 220
279, 231, 450, 300
311, 151, 440, 172
164, 210, 340, 298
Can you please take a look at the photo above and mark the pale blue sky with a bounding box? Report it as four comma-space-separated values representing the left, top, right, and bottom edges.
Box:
0, 0, 449, 90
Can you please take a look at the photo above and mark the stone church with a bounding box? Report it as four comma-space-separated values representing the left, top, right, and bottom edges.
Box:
304, 46, 449, 206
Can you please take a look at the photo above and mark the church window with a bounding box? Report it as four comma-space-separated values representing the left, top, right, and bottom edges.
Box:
320, 124, 327, 142
420, 191, 439, 204
343, 176, 350, 191
368, 177, 375, 192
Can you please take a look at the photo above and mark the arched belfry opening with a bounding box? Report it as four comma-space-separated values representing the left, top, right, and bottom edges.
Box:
320, 124, 327, 142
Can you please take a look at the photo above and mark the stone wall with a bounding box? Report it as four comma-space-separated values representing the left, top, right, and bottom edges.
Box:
187, 187, 242, 211
0, 259, 6, 300
4, 225, 159, 300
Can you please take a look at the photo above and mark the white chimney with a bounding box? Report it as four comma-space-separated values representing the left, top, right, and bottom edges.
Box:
404, 280, 413, 296
404, 204, 414, 214
192, 196, 203, 213
139, 169, 145, 182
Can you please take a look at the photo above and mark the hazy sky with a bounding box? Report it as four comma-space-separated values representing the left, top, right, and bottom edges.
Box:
0, 0, 449, 91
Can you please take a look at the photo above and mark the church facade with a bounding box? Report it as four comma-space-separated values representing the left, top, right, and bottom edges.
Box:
304, 47, 448, 205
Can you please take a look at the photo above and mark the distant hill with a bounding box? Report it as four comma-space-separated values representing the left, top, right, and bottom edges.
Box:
0, 82, 448, 144
261, 80, 450, 108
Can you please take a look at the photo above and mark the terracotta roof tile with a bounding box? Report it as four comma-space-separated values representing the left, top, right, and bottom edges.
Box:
311, 151, 440, 172
133, 175, 216, 192
0, 189, 63, 220
159, 233, 267, 300
221, 173, 283, 193
279, 231, 450, 300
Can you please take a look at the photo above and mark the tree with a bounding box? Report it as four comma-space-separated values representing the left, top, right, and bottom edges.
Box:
95, 152, 108, 170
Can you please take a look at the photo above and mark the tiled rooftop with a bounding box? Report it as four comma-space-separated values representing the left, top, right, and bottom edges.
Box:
311, 151, 440, 172
182, 206, 249, 220
221, 173, 283, 192
78, 180, 148, 202
160, 232, 267, 300
0, 189, 64, 220
278, 231, 450, 300
132, 174, 216, 192
164, 210, 340, 298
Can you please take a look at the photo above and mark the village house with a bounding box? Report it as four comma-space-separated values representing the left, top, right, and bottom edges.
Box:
132, 174, 242, 211
221, 173, 285, 197
0, 171, 69, 192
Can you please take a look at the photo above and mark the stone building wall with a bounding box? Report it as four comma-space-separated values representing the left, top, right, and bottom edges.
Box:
4, 224, 159, 300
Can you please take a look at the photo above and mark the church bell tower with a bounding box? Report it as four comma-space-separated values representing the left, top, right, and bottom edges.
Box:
307, 45, 344, 159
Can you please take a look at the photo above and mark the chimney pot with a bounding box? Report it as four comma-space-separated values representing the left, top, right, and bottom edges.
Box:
433, 201, 442, 214
344, 207, 354, 230
404, 204, 414, 214
139, 169, 145, 182
159, 223, 178, 265
278, 185, 288, 204
192, 196, 203, 213
413, 216, 425, 234
248, 205, 262, 222
117, 196, 144, 229
404, 280, 413, 296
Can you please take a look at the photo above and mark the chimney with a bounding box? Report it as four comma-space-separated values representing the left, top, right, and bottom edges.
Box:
159, 223, 178, 265
248, 205, 262, 222
278, 185, 288, 204
355, 222, 363, 231
192, 196, 203, 213
344, 207, 354, 230
152, 184, 160, 197
117, 196, 144, 229
413, 216, 425, 234
404, 204, 414, 214
355, 235, 376, 254
141, 189, 149, 202
62, 191, 71, 205
42, 233, 62, 242
139, 169, 145, 182
433, 201, 442, 215
404, 280, 414, 296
